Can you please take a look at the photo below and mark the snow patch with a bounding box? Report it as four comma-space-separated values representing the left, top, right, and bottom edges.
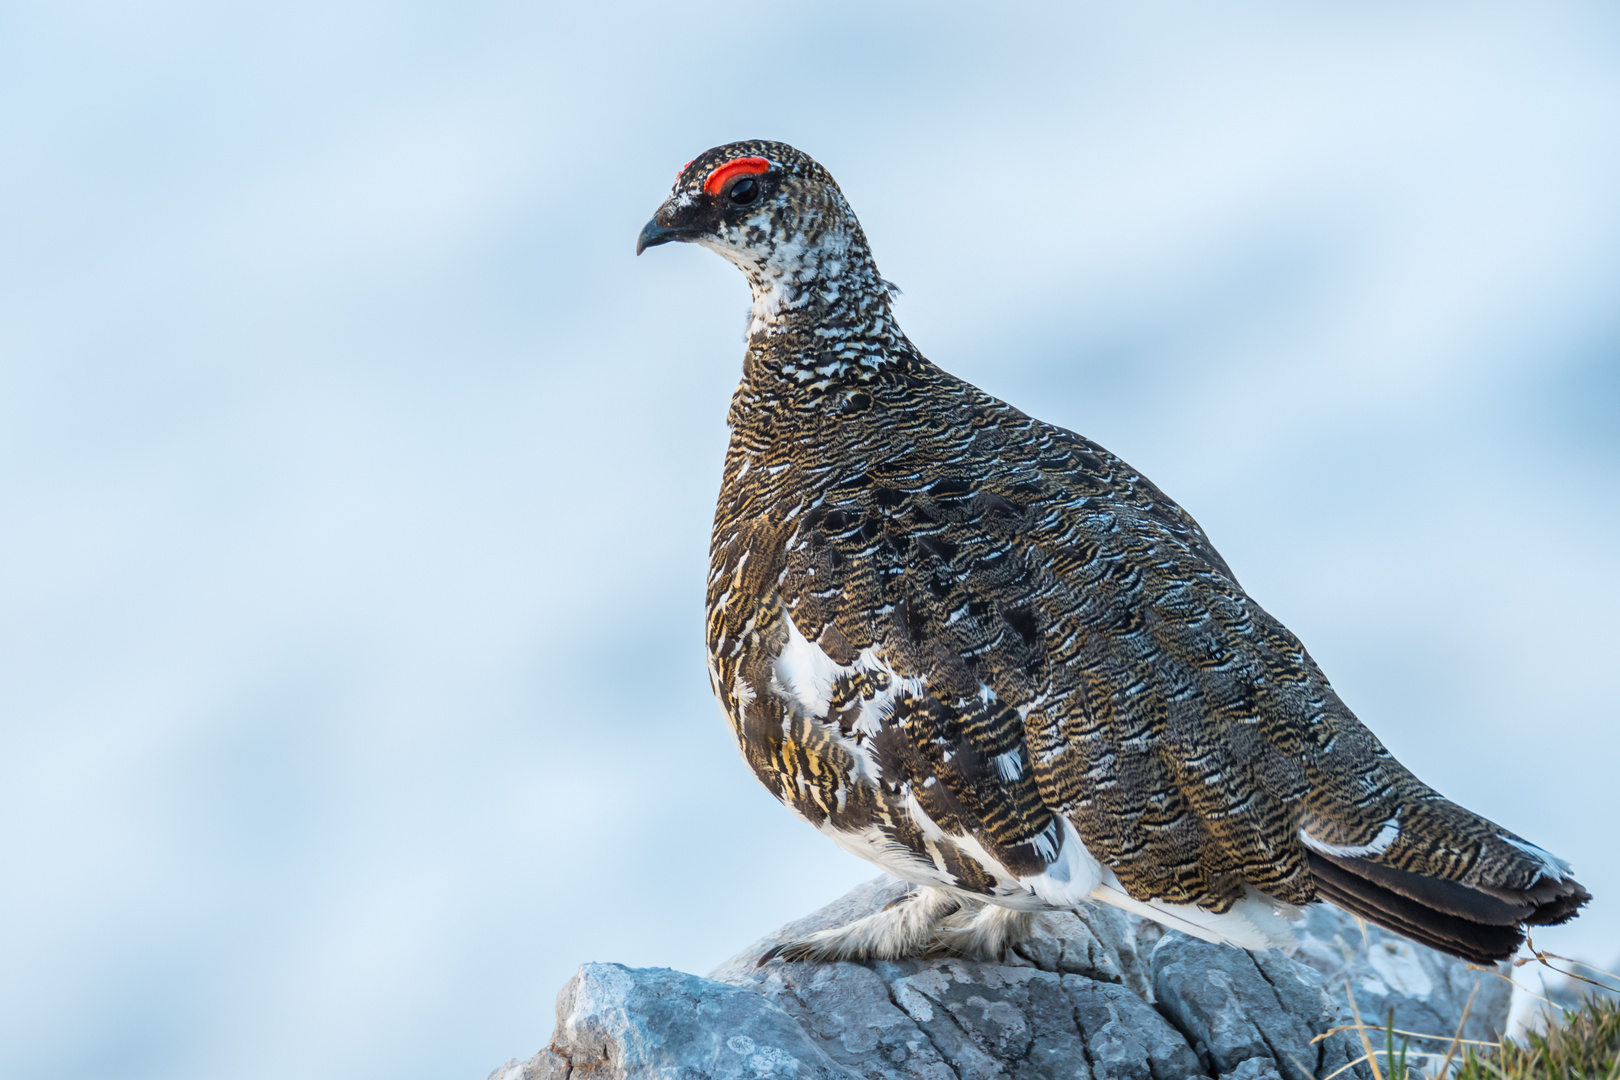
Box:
1367, 940, 1434, 998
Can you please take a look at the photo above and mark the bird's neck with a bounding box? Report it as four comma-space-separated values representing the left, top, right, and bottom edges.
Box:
740, 240, 922, 389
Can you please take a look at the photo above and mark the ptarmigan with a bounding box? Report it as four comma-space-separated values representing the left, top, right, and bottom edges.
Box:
636, 140, 1589, 964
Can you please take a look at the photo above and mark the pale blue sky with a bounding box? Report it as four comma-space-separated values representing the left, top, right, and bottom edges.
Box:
2, 3, 1618, 1078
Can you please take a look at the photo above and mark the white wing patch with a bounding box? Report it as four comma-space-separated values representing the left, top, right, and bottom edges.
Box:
896, 784, 1035, 906
770, 613, 1300, 952
1299, 816, 1400, 859
852, 648, 927, 739
770, 614, 922, 790
731, 672, 756, 711
898, 787, 1104, 911
1018, 817, 1104, 910
992, 747, 1024, 782
1502, 835, 1572, 880
878, 788, 1296, 949
772, 612, 843, 719
769, 614, 928, 784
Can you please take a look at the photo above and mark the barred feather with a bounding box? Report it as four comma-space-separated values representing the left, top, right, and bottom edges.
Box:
644, 139, 1591, 961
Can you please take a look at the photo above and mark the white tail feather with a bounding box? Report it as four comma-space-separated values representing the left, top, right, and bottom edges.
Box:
1088, 869, 1299, 951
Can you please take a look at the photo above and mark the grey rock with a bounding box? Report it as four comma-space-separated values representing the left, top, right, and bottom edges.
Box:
1065, 976, 1205, 1080
714, 882, 1187, 1080
494, 962, 858, 1079
499, 878, 1510, 1080
714, 950, 1200, 1080
1150, 933, 1362, 1080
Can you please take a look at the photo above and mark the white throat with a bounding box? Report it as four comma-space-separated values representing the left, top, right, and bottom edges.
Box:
703, 222, 857, 339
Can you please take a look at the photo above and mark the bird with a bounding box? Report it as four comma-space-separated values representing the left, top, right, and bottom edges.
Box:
635, 139, 1589, 965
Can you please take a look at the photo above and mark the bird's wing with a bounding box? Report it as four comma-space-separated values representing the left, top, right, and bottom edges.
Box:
752, 382, 1425, 915
718, 375, 1584, 957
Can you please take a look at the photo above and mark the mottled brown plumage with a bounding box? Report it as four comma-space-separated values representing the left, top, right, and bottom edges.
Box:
638, 140, 1589, 964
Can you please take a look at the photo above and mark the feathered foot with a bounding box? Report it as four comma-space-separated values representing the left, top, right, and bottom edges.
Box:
758, 886, 962, 964
930, 902, 1036, 960
759, 889, 1041, 964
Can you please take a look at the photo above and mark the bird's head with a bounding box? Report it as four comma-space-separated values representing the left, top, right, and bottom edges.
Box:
637, 140, 885, 336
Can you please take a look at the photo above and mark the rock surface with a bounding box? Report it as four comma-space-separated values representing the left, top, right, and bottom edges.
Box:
490, 962, 857, 1080
492, 877, 1511, 1080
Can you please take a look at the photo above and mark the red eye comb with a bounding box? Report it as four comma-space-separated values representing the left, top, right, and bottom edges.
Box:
703, 156, 770, 196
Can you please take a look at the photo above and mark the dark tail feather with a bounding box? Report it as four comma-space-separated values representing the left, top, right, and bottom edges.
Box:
1307, 851, 1591, 964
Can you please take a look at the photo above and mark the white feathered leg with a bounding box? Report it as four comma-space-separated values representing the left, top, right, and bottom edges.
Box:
932, 901, 1036, 960
761, 886, 961, 964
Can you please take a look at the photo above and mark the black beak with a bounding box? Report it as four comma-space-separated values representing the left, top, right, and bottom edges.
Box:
637, 196, 709, 256
637, 217, 685, 256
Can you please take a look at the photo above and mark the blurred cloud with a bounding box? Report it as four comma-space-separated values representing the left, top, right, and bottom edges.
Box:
1, 3, 1617, 1078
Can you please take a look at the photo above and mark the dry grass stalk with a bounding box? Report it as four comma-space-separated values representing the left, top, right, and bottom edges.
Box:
1346, 981, 1386, 1080
1439, 983, 1481, 1079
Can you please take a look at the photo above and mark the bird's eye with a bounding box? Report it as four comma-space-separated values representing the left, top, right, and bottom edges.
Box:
729, 178, 759, 205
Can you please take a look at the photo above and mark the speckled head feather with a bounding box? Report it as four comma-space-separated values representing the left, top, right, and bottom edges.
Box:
639, 140, 913, 378
639, 140, 1590, 966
